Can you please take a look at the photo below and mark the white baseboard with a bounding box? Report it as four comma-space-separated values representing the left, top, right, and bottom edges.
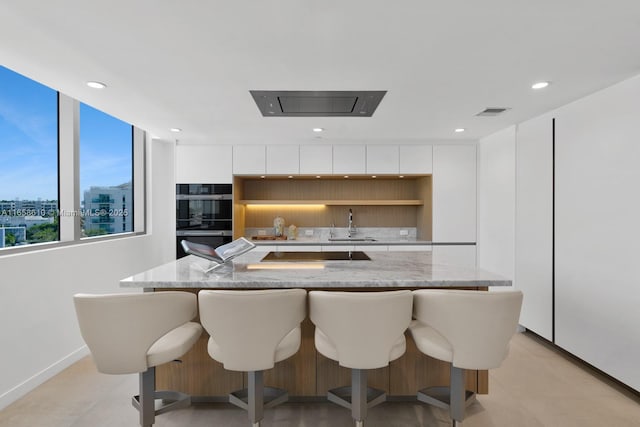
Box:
0, 346, 90, 411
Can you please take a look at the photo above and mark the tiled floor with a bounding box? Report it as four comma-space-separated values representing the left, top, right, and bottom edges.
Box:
1, 332, 639, 426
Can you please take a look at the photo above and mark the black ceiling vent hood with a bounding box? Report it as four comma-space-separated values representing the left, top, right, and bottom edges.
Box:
250, 90, 386, 117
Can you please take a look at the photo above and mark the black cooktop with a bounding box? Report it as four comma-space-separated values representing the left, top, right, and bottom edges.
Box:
261, 251, 371, 261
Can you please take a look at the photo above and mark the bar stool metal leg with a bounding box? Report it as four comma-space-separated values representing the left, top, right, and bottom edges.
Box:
450, 366, 466, 426
248, 371, 264, 427
139, 367, 155, 427
352, 369, 367, 426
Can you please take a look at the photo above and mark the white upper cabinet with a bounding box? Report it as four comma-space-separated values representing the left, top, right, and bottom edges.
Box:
266, 145, 300, 175
366, 145, 399, 174
399, 145, 433, 174
176, 144, 232, 183
299, 145, 333, 175
332, 145, 366, 174
432, 145, 477, 242
233, 145, 266, 175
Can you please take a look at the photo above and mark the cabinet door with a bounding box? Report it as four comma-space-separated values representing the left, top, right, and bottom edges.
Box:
399, 145, 433, 174
515, 114, 553, 340
176, 145, 232, 183
322, 244, 355, 251
282, 245, 322, 252
233, 145, 266, 175
432, 245, 476, 267
432, 145, 476, 242
554, 78, 640, 391
366, 145, 399, 174
389, 245, 432, 251
300, 145, 333, 175
333, 145, 366, 175
356, 245, 388, 252
266, 145, 300, 175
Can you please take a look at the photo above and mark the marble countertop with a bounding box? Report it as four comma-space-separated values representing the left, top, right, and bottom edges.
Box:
251, 239, 431, 246
251, 240, 475, 246
121, 250, 510, 289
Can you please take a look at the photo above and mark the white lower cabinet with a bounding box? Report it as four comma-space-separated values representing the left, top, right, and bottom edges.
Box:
357, 245, 388, 252
282, 245, 322, 252
389, 245, 432, 251
322, 245, 355, 251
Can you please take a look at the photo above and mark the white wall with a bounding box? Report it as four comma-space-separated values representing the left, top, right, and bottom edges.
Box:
554, 74, 640, 391
0, 138, 176, 410
477, 126, 516, 282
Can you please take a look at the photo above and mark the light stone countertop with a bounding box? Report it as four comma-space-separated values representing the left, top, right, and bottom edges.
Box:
251, 240, 475, 246
121, 250, 510, 289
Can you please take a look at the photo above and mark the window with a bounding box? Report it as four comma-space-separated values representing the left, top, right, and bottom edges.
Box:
79, 103, 133, 237
0, 66, 59, 248
1, 65, 143, 253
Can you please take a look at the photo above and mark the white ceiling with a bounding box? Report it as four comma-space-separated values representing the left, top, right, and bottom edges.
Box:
2, 1, 640, 145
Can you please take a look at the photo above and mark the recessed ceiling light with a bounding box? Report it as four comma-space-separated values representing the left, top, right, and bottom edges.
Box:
170, 128, 182, 133
312, 128, 324, 132
372, 175, 377, 178
399, 175, 404, 179
344, 175, 349, 179
531, 81, 550, 90
454, 128, 465, 133
288, 175, 293, 179
316, 176, 321, 179
86, 81, 106, 89
260, 175, 266, 179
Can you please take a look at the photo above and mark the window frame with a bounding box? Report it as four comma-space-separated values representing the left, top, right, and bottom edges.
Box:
0, 91, 146, 255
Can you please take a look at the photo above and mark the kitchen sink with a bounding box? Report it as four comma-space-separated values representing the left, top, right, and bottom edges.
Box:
328, 237, 377, 242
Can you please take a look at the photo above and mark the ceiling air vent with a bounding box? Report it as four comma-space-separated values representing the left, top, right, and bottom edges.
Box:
476, 107, 511, 117
250, 90, 386, 117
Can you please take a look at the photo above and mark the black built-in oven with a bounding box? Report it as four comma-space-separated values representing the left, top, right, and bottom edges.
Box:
176, 184, 233, 258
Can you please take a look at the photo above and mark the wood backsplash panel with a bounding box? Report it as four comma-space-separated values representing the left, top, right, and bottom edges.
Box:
236, 176, 431, 234
242, 177, 420, 200
244, 205, 418, 228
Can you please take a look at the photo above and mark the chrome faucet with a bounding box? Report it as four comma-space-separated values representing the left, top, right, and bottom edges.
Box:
347, 209, 356, 237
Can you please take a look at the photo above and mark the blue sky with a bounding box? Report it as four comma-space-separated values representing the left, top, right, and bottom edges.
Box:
0, 66, 132, 201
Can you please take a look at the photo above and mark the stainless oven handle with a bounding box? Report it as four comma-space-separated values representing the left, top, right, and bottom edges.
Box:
176, 194, 232, 200
176, 230, 233, 237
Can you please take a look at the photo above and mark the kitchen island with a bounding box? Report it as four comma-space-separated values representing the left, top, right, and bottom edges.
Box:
120, 250, 511, 400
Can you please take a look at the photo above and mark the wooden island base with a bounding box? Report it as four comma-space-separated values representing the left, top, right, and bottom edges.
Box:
156, 290, 487, 399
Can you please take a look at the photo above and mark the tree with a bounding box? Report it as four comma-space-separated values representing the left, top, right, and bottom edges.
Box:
26, 222, 58, 243
84, 228, 109, 237
4, 231, 16, 246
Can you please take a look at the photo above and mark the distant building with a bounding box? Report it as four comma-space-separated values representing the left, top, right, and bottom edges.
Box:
1, 215, 54, 228
0, 199, 57, 216
82, 182, 132, 235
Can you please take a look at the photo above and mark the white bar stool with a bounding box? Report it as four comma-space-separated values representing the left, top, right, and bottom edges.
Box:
198, 289, 306, 427
309, 290, 413, 427
73, 292, 203, 427
410, 289, 523, 426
